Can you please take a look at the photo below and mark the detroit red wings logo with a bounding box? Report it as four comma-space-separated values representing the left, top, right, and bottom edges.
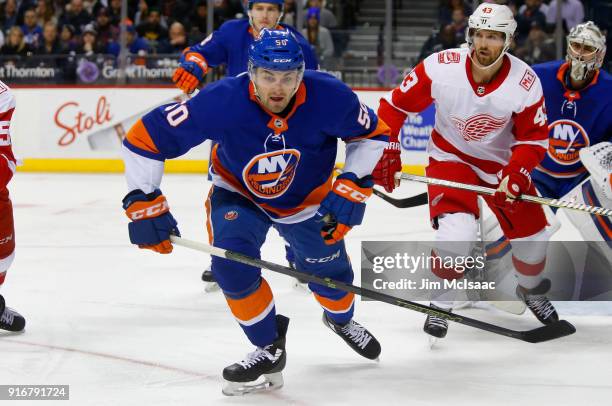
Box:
450, 114, 508, 142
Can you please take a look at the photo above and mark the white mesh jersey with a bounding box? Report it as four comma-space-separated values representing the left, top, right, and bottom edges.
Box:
379, 48, 549, 184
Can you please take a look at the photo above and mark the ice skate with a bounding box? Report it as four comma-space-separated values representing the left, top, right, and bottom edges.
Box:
423, 303, 451, 347
222, 314, 289, 396
322, 313, 381, 360
0, 294, 26, 332
201, 266, 220, 293
517, 279, 559, 325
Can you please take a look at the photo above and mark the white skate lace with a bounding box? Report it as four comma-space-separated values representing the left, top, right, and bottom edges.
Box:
526, 298, 555, 319
427, 316, 448, 329
341, 321, 372, 350
238, 347, 275, 369
0, 308, 15, 326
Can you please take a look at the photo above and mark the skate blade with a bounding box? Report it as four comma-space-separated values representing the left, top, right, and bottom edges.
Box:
222, 372, 283, 396
428, 336, 438, 349
204, 282, 221, 293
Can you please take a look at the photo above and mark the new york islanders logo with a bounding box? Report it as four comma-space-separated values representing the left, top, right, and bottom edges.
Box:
547, 119, 590, 165
242, 149, 301, 199
450, 114, 508, 142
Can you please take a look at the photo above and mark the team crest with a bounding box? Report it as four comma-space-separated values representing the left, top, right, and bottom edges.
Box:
224, 210, 238, 221
547, 119, 590, 165
451, 114, 508, 142
242, 149, 301, 199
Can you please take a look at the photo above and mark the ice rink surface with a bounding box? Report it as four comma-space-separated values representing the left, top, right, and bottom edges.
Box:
1, 173, 611, 406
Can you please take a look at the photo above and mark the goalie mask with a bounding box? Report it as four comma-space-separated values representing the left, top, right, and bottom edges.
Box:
566, 21, 607, 82
466, 3, 517, 69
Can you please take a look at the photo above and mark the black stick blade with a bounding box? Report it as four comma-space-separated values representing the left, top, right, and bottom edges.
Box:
521, 320, 576, 343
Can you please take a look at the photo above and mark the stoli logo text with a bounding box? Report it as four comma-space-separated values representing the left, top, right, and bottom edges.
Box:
451, 114, 508, 142
54, 96, 113, 146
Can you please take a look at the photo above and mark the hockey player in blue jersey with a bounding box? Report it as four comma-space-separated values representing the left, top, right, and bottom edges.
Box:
121, 30, 388, 395
172, 0, 319, 290
172, 0, 318, 94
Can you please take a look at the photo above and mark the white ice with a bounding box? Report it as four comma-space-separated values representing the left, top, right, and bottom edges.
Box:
1, 173, 611, 406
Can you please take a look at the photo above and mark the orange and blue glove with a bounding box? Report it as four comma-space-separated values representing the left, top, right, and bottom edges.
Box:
316, 173, 373, 245
372, 132, 402, 193
493, 163, 532, 211
172, 51, 208, 94
123, 189, 180, 254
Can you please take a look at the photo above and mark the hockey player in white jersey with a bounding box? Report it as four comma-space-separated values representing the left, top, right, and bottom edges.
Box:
375, 3, 559, 341
0, 80, 26, 332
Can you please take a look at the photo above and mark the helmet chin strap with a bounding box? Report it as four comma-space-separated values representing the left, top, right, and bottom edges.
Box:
467, 45, 507, 72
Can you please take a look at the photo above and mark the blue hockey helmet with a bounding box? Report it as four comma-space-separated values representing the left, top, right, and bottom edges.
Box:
248, 29, 305, 72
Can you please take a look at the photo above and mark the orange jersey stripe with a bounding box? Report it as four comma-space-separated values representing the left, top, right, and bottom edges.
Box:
314, 292, 355, 313
204, 186, 214, 244
347, 117, 391, 142
225, 278, 274, 324
126, 119, 160, 154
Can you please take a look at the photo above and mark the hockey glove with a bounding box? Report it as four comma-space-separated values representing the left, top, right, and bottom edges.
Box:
317, 173, 373, 245
372, 132, 402, 193
493, 163, 532, 210
123, 189, 180, 254
172, 51, 208, 94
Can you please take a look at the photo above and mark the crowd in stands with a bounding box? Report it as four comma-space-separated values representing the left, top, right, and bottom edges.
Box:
0, 0, 358, 62
422, 0, 609, 70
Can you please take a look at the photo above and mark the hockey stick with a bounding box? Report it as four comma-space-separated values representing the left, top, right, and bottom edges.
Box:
332, 167, 428, 209
372, 189, 428, 208
170, 235, 575, 343
397, 173, 612, 217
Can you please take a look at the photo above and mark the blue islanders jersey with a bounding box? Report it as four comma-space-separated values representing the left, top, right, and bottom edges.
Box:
532, 60, 612, 199
124, 71, 389, 223
188, 19, 319, 77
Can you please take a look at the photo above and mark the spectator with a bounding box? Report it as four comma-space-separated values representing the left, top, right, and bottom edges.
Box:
0, 29, 4, 48
518, 0, 548, 15
515, 0, 547, 45
0, 26, 34, 56
282, 0, 297, 27
302, 7, 334, 63
107, 24, 149, 56
59, 22, 77, 52
59, 0, 93, 34
93, 7, 118, 50
35, 20, 62, 54
35, 0, 56, 26
439, 0, 472, 26
156, 21, 187, 54
448, 7, 467, 45
107, 0, 122, 26
75, 23, 105, 55
306, 0, 337, 29
545, 0, 584, 32
1, 0, 19, 32
133, 0, 148, 26
188, 0, 208, 40
136, 6, 167, 48
418, 25, 457, 62
21, 8, 42, 47
514, 21, 556, 65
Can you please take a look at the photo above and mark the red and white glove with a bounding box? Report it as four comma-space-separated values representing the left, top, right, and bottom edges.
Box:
372, 133, 402, 193
493, 163, 532, 210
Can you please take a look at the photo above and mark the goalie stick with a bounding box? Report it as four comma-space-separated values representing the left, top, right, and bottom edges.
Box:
170, 236, 576, 343
398, 173, 612, 217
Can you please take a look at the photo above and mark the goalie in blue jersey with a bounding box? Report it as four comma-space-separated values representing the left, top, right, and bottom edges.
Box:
121, 30, 388, 395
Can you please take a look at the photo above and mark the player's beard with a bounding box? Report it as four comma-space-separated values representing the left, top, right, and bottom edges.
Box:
475, 46, 501, 67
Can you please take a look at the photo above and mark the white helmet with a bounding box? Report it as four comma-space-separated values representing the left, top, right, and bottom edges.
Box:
466, 3, 517, 67
566, 21, 607, 81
